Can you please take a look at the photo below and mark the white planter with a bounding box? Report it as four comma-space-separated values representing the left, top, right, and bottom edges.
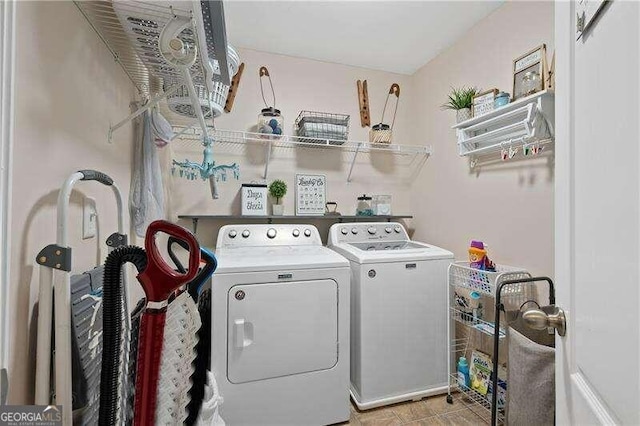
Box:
456, 108, 472, 123
272, 204, 284, 215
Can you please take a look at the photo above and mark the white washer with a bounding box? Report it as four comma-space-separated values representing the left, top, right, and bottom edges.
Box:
328, 222, 454, 410
212, 224, 350, 426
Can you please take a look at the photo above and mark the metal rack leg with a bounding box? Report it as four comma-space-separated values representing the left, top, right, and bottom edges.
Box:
263, 140, 273, 179
446, 268, 456, 406
491, 298, 502, 426
192, 218, 199, 234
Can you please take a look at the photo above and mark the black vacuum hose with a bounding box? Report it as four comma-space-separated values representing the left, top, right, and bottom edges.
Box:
99, 245, 147, 426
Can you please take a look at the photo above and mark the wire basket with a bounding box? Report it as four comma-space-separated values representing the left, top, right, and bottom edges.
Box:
166, 45, 240, 119
448, 262, 530, 297
294, 111, 350, 145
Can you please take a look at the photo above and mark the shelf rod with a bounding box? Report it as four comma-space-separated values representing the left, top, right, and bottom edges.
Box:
263, 140, 273, 179
108, 84, 180, 142
347, 142, 362, 182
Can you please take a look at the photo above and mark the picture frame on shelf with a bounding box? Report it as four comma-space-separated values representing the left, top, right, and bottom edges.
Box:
512, 44, 547, 100
295, 174, 326, 216
472, 89, 499, 118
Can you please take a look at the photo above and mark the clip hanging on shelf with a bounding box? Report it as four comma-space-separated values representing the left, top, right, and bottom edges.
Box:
370, 83, 400, 144
257, 66, 283, 137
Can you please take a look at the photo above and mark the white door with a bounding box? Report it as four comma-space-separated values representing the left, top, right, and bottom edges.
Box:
227, 279, 338, 384
555, 2, 640, 424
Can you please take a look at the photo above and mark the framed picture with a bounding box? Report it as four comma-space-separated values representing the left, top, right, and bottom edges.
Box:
472, 89, 498, 118
295, 174, 326, 216
512, 44, 547, 100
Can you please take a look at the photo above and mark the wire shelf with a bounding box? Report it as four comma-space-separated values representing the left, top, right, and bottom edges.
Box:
75, 1, 150, 94
449, 374, 505, 424
75, 0, 231, 97
172, 127, 431, 156
450, 307, 506, 339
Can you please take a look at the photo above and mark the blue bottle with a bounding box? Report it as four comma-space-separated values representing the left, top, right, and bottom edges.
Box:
457, 356, 470, 388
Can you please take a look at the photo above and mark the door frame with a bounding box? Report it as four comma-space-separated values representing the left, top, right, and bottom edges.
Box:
0, 0, 16, 398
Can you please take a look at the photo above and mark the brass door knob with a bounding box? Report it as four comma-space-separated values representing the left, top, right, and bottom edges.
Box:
523, 306, 566, 337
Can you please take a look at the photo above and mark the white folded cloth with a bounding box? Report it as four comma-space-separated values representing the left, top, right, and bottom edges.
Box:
195, 371, 225, 426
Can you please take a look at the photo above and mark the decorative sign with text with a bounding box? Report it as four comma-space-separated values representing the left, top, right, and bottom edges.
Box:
241, 183, 268, 216
295, 174, 326, 216
472, 89, 498, 118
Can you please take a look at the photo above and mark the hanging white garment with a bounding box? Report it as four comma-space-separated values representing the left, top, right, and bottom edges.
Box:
150, 108, 174, 147
130, 110, 166, 237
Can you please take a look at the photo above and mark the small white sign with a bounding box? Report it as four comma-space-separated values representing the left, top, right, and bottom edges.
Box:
241, 184, 268, 216
295, 174, 326, 216
514, 50, 542, 73
472, 89, 498, 118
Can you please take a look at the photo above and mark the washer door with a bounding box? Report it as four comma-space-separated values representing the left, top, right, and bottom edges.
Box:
227, 279, 338, 384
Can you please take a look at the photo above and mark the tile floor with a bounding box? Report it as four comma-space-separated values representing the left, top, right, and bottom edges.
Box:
342, 393, 490, 426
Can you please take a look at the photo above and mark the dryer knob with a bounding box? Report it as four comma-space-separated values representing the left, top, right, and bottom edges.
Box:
340, 228, 348, 235
394, 226, 402, 233
242, 230, 250, 238
385, 227, 392, 234
228, 230, 237, 238
304, 229, 312, 237
292, 229, 300, 237
267, 228, 277, 239
367, 227, 377, 235
351, 228, 358, 235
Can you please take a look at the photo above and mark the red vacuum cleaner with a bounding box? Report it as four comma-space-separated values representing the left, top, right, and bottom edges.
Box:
99, 220, 201, 426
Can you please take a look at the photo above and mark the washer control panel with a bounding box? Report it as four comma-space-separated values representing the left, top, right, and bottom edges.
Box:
217, 224, 322, 248
328, 222, 409, 245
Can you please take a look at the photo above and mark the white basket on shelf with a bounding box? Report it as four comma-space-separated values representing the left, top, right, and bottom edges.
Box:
166, 45, 240, 119
448, 262, 530, 296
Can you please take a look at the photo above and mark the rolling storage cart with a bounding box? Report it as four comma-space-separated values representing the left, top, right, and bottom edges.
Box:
446, 262, 531, 425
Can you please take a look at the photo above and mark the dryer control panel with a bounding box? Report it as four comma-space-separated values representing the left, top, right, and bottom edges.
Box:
328, 222, 409, 245
217, 224, 322, 249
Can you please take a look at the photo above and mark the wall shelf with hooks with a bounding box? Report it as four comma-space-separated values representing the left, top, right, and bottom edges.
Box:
453, 90, 554, 159
172, 127, 432, 182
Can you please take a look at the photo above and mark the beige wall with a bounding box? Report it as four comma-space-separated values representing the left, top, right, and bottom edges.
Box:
170, 48, 417, 246
8, 2, 136, 403
5, 0, 555, 405
410, 1, 555, 277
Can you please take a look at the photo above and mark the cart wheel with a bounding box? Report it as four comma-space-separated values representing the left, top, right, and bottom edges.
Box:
446, 395, 453, 404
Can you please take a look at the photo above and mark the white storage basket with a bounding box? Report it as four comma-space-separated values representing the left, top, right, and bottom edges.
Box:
166, 45, 240, 119
448, 262, 530, 297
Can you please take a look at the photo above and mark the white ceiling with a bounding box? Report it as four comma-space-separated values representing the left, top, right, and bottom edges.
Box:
223, 1, 504, 75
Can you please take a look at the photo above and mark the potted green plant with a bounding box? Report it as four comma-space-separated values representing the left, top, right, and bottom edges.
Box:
442, 86, 480, 123
268, 179, 287, 216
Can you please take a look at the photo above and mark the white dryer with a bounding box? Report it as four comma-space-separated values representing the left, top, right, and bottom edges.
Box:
212, 224, 350, 426
328, 222, 454, 410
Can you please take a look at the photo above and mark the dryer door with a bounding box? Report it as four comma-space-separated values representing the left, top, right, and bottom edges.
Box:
227, 279, 338, 384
